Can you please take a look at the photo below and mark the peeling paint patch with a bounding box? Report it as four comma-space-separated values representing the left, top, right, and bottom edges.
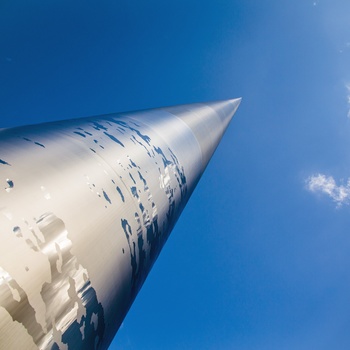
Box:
13, 226, 23, 238
34, 142, 45, 148
1, 213, 106, 348
120, 214, 147, 298
116, 186, 125, 202
130, 186, 139, 199
129, 173, 136, 184
22, 137, 45, 148
73, 131, 86, 138
121, 219, 132, 237
127, 156, 137, 168
131, 128, 151, 145
120, 219, 138, 294
91, 122, 108, 131
5, 179, 14, 192
130, 135, 151, 156
102, 191, 111, 204
108, 118, 151, 146
103, 132, 124, 147
0, 159, 10, 166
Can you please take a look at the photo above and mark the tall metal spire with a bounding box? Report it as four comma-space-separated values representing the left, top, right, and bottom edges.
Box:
0, 98, 241, 349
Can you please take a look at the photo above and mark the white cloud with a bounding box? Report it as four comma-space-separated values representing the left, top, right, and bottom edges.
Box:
306, 174, 350, 206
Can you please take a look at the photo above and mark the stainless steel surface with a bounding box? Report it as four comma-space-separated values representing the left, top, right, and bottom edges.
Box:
0, 98, 241, 349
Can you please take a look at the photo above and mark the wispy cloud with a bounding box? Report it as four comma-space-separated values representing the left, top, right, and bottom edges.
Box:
306, 174, 350, 206
345, 83, 350, 118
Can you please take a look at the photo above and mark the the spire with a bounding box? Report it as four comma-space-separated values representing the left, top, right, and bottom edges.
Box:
0, 98, 241, 349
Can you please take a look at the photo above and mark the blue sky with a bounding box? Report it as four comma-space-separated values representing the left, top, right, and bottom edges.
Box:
1, 1, 350, 349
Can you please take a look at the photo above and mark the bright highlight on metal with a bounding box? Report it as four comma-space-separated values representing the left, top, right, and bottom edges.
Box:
0, 98, 241, 349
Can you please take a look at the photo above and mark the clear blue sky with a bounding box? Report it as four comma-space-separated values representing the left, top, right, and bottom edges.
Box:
1, 1, 350, 349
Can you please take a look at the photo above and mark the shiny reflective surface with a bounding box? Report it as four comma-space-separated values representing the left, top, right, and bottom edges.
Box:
0, 99, 240, 349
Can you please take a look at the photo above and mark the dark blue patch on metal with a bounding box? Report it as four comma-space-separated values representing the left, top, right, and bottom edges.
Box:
34, 142, 45, 148
103, 132, 124, 147
73, 131, 86, 138
0, 159, 10, 166
6, 180, 14, 188
91, 122, 108, 131
116, 186, 125, 202
129, 158, 137, 168
129, 173, 136, 184
130, 186, 139, 199
120, 218, 146, 298
102, 191, 111, 204
61, 281, 105, 349
153, 146, 172, 167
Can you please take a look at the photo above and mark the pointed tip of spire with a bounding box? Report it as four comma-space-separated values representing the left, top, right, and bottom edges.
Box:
228, 97, 242, 108
230, 97, 242, 103
203, 97, 241, 129
159, 97, 241, 172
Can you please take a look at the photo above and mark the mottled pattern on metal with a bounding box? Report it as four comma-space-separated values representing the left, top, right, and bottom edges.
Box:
0, 99, 240, 349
